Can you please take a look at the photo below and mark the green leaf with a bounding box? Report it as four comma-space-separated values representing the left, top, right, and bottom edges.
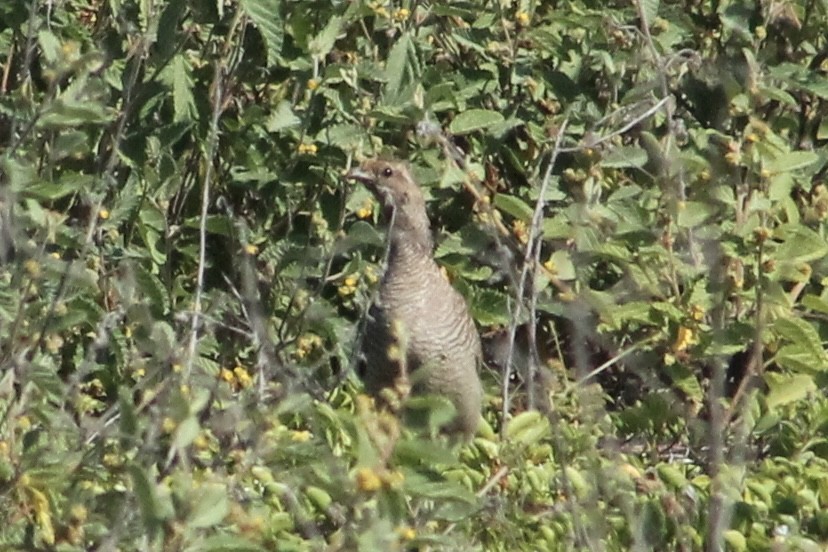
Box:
130, 465, 163, 536
772, 317, 828, 368
765, 150, 820, 173
449, 109, 505, 135
494, 194, 534, 221
640, 0, 660, 25
677, 201, 716, 228
384, 32, 415, 100
240, 0, 284, 66
471, 289, 511, 326
600, 146, 648, 169
774, 225, 828, 263
505, 411, 550, 445
309, 15, 342, 58
267, 101, 301, 133
173, 416, 201, 450
765, 373, 817, 409
169, 54, 196, 122
189, 483, 230, 528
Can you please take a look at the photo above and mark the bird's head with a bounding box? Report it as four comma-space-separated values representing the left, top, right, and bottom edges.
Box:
345, 159, 432, 249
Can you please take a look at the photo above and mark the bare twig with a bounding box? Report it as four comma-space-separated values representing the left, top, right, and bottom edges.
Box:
500, 119, 568, 430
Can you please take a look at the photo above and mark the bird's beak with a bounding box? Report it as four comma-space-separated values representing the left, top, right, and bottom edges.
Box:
344, 166, 375, 186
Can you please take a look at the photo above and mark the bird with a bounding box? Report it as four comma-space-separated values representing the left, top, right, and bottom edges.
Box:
345, 159, 483, 438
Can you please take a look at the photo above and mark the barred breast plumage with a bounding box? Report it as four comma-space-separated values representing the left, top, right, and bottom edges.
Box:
346, 159, 483, 438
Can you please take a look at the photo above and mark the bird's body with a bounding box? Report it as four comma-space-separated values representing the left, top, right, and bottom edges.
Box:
346, 159, 483, 437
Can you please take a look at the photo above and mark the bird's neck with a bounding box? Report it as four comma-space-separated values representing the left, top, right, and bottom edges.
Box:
386, 206, 433, 256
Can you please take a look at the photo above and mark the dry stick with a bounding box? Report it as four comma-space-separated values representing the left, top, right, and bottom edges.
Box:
184, 62, 225, 380
516, 120, 569, 414
560, 96, 671, 154
498, 120, 568, 425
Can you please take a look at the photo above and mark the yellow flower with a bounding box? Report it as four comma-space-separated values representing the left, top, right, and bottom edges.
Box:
23, 259, 41, 278
543, 258, 557, 274
381, 469, 405, 489
356, 468, 383, 492
512, 219, 529, 244
244, 243, 259, 256
673, 326, 696, 352
397, 525, 416, 541
220, 368, 235, 384
393, 8, 410, 21
233, 365, 253, 388
516, 11, 530, 26
724, 151, 741, 166
290, 430, 312, 442
689, 304, 705, 322
162, 417, 176, 433
357, 198, 374, 219
98, 209, 110, 220
307, 78, 320, 91
193, 433, 210, 450
297, 143, 318, 155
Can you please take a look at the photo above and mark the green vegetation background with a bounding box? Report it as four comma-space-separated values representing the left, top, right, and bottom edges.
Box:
1, 0, 828, 550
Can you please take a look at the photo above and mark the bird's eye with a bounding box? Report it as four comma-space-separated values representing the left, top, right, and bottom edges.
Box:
381, 167, 393, 177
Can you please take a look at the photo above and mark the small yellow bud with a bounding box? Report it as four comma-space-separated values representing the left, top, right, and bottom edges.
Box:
393, 8, 410, 21
397, 525, 416, 541
516, 11, 530, 26
307, 78, 320, 91
99, 209, 110, 220
673, 326, 697, 352
233, 366, 252, 388
297, 143, 318, 155
356, 468, 383, 492
162, 417, 176, 433
23, 259, 41, 278
220, 368, 235, 383
290, 430, 312, 442
244, 243, 259, 256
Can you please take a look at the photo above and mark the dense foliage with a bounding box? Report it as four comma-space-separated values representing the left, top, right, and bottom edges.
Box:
1, 0, 828, 549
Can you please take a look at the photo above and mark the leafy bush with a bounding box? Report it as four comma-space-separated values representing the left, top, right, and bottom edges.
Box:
1, 0, 828, 549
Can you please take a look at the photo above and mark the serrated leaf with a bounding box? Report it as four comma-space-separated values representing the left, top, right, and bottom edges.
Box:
37, 30, 61, 64
677, 201, 716, 228
173, 416, 200, 450
130, 465, 162, 535
309, 15, 342, 58
494, 194, 533, 222
385, 32, 415, 100
600, 146, 648, 168
772, 317, 828, 367
267, 101, 301, 133
240, 0, 284, 66
169, 54, 196, 122
774, 225, 828, 263
189, 483, 229, 528
471, 289, 511, 326
765, 373, 816, 408
449, 109, 505, 135
640, 0, 660, 25
766, 150, 820, 173
802, 294, 828, 314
